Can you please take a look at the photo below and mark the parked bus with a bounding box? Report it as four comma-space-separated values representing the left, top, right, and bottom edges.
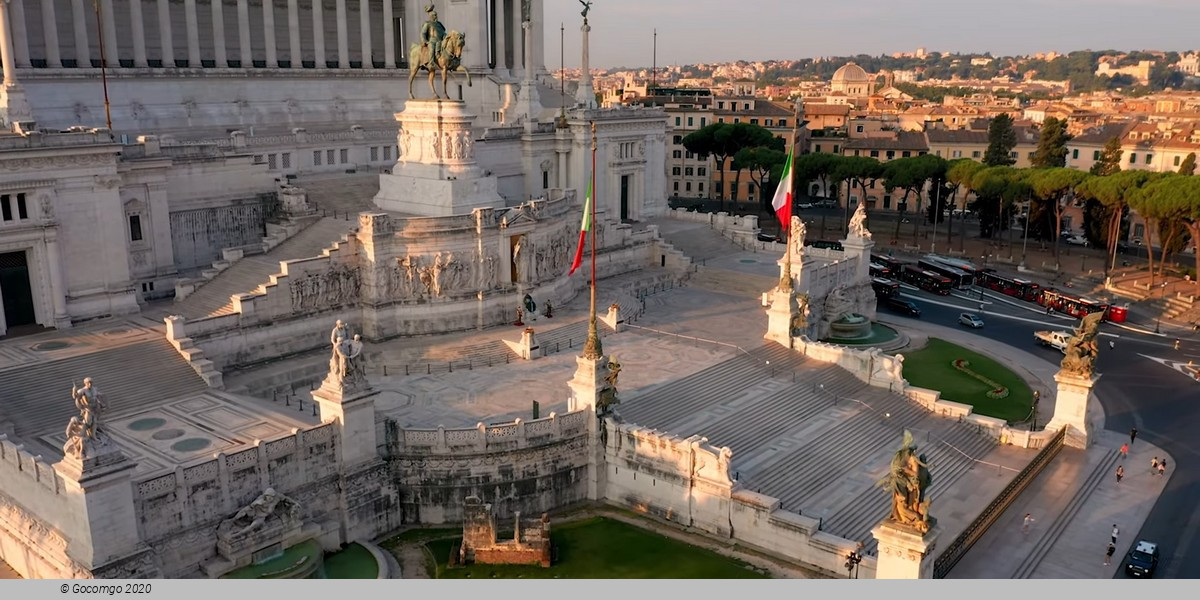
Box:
978, 271, 1042, 302
872, 277, 901, 299
899, 265, 953, 295
1039, 289, 1128, 323
871, 254, 906, 274
869, 262, 892, 279
924, 255, 987, 284
917, 259, 972, 289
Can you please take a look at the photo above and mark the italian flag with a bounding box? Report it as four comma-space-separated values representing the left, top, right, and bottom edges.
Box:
568, 179, 593, 275
771, 146, 794, 235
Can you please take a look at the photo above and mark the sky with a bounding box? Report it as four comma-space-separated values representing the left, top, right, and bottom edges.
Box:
542, 0, 1200, 70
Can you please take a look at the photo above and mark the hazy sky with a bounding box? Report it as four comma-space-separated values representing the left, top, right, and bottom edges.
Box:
542, 0, 1200, 69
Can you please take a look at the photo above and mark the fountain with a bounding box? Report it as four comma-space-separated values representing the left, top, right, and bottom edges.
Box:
828, 313, 872, 340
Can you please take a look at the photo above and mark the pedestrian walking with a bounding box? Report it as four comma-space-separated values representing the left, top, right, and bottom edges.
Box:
1111, 524, 1120, 544
1158, 460, 1166, 477
1175, 339, 1182, 350
1130, 427, 1138, 445
1109, 340, 1115, 350
1116, 465, 1124, 484
1022, 513, 1035, 534
1120, 443, 1129, 458
1152, 456, 1159, 474
1105, 543, 1116, 566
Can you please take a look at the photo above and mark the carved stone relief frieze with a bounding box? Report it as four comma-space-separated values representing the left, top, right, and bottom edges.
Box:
290, 264, 362, 312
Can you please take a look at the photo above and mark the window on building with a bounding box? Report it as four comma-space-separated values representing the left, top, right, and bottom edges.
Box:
673, 181, 679, 192
384, 146, 392, 161
673, 135, 682, 144
340, 149, 349, 164
971, 150, 981, 158
1093, 150, 1101, 160
1175, 155, 1182, 166
743, 103, 750, 110
327, 149, 336, 164
672, 150, 681, 159
1027, 152, 1035, 159
698, 182, 704, 192
833, 145, 840, 154
883, 195, 891, 209
856, 125, 864, 133
886, 151, 895, 159
543, 171, 550, 189
765, 119, 773, 127
716, 182, 723, 194
685, 167, 694, 176
698, 167, 706, 176
313, 150, 323, 165
779, 119, 787, 127
672, 167, 681, 176
16, 193, 26, 219
370, 147, 379, 161
854, 150, 861, 156
1146, 154, 1153, 164
870, 150, 879, 158
902, 151, 911, 158
675, 117, 681, 126
282, 152, 291, 169
700, 117, 707, 126
128, 214, 143, 242
734, 118, 740, 124
686, 182, 692, 192
687, 116, 694, 126
1009, 151, 1018, 159
748, 183, 756, 195
717, 117, 724, 123
268, 154, 277, 170
815, 144, 822, 153
685, 151, 693, 159
1129, 153, 1137, 163
1072, 149, 1079, 160
1, 193, 26, 222
717, 101, 725, 109
869, 180, 876, 190
253, 154, 264, 164
750, 119, 759, 125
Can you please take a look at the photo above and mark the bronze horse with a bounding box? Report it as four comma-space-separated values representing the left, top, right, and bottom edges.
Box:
408, 31, 473, 99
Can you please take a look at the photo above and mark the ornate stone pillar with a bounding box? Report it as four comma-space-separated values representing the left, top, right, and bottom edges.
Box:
511, 0, 523, 79
210, 0, 227, 67
130, 0, 148, 67
156, 0, 175, 67
0, 0, 32, 128
335, 0, 349, 68
287, 0, 301, 67
531, 0, 545, 76
383, 0, 395, 68
311, 0, 326, 67
575, 22, 596, 108
237, 0, 251, 66
9, 0, 28, 68
871, 523, 941, 579
45, 235, 71, 328
262, 0, 278, 67
494, 0, 508, 76
183, 0, 200, 66
72, 0, 90, 67
40, 0, 61, 68
1045, 371, 1100, 449
358, 0, 371, 68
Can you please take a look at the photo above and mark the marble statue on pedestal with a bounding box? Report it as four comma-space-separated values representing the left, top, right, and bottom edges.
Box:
408, 5, 473, 98
878, 431, 935, 534
849, 203, 871, 239
219, 487, 301, 539
789, 215, 807, 257
63, 378, 111, 459
1060, 312, 1102, 379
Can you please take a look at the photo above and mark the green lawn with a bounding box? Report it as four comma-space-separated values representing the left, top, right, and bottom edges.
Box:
322, 543, 378, 579
902, 338, 1033, 422
424, 517, 767, 579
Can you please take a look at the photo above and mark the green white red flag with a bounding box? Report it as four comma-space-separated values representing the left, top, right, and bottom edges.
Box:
771, 146, 794, 234
568, 179, 593, 275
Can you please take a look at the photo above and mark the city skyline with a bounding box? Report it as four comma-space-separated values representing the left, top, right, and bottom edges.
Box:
543, 0, 1200, 70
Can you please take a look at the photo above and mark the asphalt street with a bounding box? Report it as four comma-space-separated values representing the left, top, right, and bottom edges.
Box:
883, 279, 1200, 578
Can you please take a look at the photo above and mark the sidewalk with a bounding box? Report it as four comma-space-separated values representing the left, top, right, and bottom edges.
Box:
882, 317, 1173, 579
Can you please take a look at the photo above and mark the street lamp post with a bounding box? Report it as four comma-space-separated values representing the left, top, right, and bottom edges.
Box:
1031, 390, 1040, 431
845, 546, 863, 579
1020, 206, 1030, 271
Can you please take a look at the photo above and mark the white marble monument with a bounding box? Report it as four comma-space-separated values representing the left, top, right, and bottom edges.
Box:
373, 99, 506, 217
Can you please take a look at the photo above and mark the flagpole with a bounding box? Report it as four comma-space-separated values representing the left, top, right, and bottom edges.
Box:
583, 121, 602, 359
781, 103, 800, 292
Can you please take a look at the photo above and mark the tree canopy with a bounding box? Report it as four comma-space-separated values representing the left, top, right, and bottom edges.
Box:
983, 114, 1017, 167
1030, 117, 1073, 168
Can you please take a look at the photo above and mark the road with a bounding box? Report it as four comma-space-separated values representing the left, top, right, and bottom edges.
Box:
881, 280, 1200, 579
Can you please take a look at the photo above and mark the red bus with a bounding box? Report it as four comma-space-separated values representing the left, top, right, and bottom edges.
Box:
1039, 289, 1128, 323
978, 271, 1042, 302
918, 259, 972, 289
871, 254, 906, 274
872, 277, 901, 299
899, 265, 952, 296
869, 262, 892, 279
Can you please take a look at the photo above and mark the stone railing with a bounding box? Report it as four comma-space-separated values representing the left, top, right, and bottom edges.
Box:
0, 434, 65, 495
665, 208, 760, 247
391, 410, 590, 455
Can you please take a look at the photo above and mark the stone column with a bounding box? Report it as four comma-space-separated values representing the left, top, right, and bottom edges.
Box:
262, 0, 278, 67
287, 0, 300, 67
100, 0, 119, 67
335, 0, 348, 68
531, 0, 544, 76
383, 0, 394, 68
129, 0, 148, 67
40, 0, 61, 68
311, 0, 326, 67
156, 0, 174, 67
211, 0, 227, 67
71, 0, 90, 67
45, 236, 71, 328
358, 0, 371, 68
9, 0, 28, 68
871, 522, 941, 579
0, 0, 32, 129
556, 150, 567, 188
237, 0, 251, 66
1045, 371, 1100, 449
183, 0, 200, 66
516, 19, 541, 124
494, 0, 508, 76
511, 0, 523, 80
574, 23, 596, 108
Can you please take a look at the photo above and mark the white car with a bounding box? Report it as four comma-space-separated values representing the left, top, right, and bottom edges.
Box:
1064, 234, 1089, 247
797, 202, 814, 209
959, 313, 985, 328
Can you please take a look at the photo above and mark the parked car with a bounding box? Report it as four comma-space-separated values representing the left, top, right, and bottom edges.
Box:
797, 201, 814, 209
1064, 234, 1090, 247
757, 233, 781, 243
884, 297, 921, 317
1125, 540, 1160, 578
817, 199, 839, 208
959, 313, 985, 328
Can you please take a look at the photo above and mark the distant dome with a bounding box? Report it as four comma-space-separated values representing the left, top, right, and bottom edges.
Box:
832, 62, 870, 83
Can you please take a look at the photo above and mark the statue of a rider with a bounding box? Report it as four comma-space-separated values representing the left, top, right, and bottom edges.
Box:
420, 4, 447, 67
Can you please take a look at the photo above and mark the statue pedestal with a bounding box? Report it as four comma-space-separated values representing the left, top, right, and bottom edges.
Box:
55, 444, 151, 574
764, 286, 798, 348
374, 99, 505, 217
313, 372, 380, 468
871, 522, 941, 579
1044, 371, 1100, 449
566, 353, 610, 501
